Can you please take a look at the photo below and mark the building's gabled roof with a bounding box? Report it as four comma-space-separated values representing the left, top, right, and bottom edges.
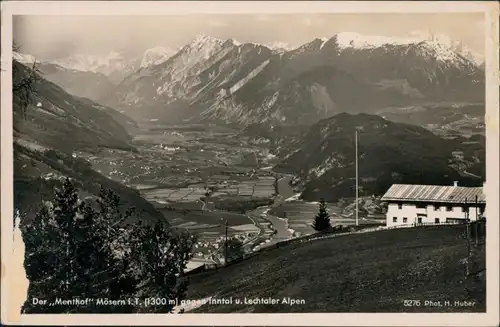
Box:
381, 184, 485, 204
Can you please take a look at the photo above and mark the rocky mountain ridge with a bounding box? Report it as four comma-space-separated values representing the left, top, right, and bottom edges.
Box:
102, 32, 484, 126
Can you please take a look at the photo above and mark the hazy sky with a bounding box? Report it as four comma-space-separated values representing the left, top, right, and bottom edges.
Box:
13, 13, 485, 60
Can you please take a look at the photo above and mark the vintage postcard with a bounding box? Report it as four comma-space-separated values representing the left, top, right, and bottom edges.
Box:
1, 1, 499, 326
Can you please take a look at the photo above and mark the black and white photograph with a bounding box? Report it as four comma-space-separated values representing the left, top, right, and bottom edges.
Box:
1, 1, 499, 326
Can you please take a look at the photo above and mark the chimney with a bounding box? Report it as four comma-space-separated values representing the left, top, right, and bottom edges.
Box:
453, 181, 459, 187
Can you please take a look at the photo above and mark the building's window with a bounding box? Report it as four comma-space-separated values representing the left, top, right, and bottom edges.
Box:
434, 205, 440, 211
393, 217, 397, 223
417, 217, 422, 224
403, 217, 408, 223
435, 218, 440, 224
446, 206, 453, 212
416, 203, 426, 209
397, 203, 402, 210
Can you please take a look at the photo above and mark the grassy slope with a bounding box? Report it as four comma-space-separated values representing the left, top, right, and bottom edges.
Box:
186, 225, 485, 313
13, 60, 134, 153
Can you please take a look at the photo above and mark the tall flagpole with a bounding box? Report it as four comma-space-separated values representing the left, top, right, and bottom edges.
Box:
355, 129, 359, 227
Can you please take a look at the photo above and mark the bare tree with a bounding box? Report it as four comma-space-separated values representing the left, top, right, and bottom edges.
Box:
12, 42, 41, 119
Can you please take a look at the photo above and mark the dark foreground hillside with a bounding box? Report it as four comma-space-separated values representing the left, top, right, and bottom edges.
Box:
186, 225, 485, 313
14, 143, 166, 225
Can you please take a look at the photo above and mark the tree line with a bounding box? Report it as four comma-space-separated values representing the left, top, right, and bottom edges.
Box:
11, 48, 197, 313
20, 178, 196, 313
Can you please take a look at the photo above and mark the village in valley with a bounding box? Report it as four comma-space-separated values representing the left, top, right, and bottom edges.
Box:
69, 120, 487, 276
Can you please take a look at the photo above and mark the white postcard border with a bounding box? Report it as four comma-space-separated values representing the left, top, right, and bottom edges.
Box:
1, 1, 498, 326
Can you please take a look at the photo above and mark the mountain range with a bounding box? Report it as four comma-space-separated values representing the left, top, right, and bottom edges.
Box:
12, 30, 485, 204
13, 46, 177, 103
17, 31, 484, 128
51, 46, 178, 83
100, 32, 484, 126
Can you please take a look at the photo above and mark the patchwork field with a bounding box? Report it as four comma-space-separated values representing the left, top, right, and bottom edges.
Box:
269, 201, 384, 236
79, 123, 393, 262
77, 123, 382, 257
139, 176, 276, 205
76, 125, 275, 193
71, 124, 282, 261
209, 176, 276, 199
142, 187, 207, 203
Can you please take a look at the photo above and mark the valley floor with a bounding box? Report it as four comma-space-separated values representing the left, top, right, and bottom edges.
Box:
75, 122, 380, 264
62, 120, 483, 314
14, 119, 486, 314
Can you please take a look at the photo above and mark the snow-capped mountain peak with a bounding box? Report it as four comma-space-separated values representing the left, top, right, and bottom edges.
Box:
139, 46, 176, 68
459, 46, 484, 67
188, 33, 225, 50
415, 40, 460, 61
52, 52, 129, 75
176, 33, 229, 64
334, 32, 418, 49
48, 46, 176, 81
330, 31, 484, 66
229, 38, 242, 46
406, 30, 484, 65
106, 30, 483, 128
13, 52, 38, 65
266, 41, 293, 51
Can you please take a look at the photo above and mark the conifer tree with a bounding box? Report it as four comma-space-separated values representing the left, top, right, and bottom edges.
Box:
21, 178, 195, 313
21, 202, 61, 313
53, 178, 81, 298
226, 237, 244, 260
312, 198, 332, 232
130, 220, 196, 313
21, 179, 133, 313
